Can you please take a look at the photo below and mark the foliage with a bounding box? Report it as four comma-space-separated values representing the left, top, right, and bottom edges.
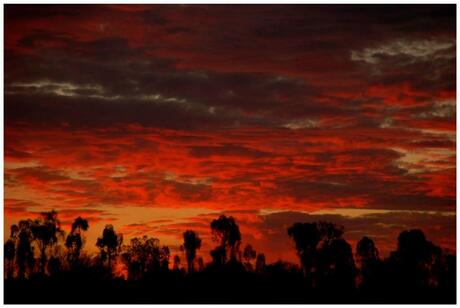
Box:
210, 215, 241, 263
183, 230, 202, 273
3, 211, 456, 304
96, 224, 123, 270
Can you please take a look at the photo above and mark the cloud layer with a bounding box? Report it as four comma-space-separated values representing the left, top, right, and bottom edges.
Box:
4, 4, 456, 261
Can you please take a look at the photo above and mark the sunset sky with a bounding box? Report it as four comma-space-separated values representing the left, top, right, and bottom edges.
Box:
4, 4, 456, 263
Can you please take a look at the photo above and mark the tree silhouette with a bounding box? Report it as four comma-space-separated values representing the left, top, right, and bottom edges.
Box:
30, 210, 64, 275
160, 246, 170, 271
2, 211, 457, 304
210, 215, 241, 263
397, 229, 441, 266
288, 221, 344, 285
4, 225, 19, 279
96, 225, 122, 271
391, 229, 442, 288
355, 236, 382, 295
210, 246, 226, 266
4, 239, 15, 279
15, 220, 35, 279
316, 238, 356, 290
356, 236, 379, 264
243, 244, 256, 271
255, 253, 266, 273
173, 255, 181, 271
287, 222, 320, 280
183, 230, 202, 274
65, 217, 89, 267
120, 236, 172, 279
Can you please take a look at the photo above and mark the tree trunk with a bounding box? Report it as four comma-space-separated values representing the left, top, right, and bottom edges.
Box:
188, 258, 194, 274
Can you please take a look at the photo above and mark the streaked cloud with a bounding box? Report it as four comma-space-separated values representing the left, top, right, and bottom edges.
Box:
351, 39, 455, 64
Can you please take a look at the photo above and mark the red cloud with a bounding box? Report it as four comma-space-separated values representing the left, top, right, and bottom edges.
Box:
4, 5, 455, 263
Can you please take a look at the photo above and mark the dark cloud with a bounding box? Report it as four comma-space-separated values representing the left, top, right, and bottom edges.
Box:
164, 180, 213, 202
4, 5, 455, 260
5, 5, 455, 131
189, 144, 271, 159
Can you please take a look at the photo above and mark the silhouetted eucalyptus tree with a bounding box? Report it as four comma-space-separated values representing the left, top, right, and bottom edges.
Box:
16, 220, 35, 279
397, 229, 441, 266
255, 253, 266, 273
210, 246, 226, 266
160, 246, 170, 271
243, 244, 256, 271
3, 210, 456, 304
392, 229, 442, 288
121, 236, 172, 279
287, 222, 320, 279
30, 210, 64, 275
287, 221, 344, 284
316, 238, 356, 290
356, 236, 379, 265
210, 215, 241, 263
173, 255, 181, 271
355, 236, 382, 293
65, 217, 89, 267
96, 225, 122, 271
183, 230, 202, 273
4, 239, 15, 279
4, 225, 18, 279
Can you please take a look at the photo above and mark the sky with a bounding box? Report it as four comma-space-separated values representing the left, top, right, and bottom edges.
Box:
4, 4, 456, 264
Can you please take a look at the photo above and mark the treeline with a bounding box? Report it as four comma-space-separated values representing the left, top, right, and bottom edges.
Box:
4, 210, 456, 304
